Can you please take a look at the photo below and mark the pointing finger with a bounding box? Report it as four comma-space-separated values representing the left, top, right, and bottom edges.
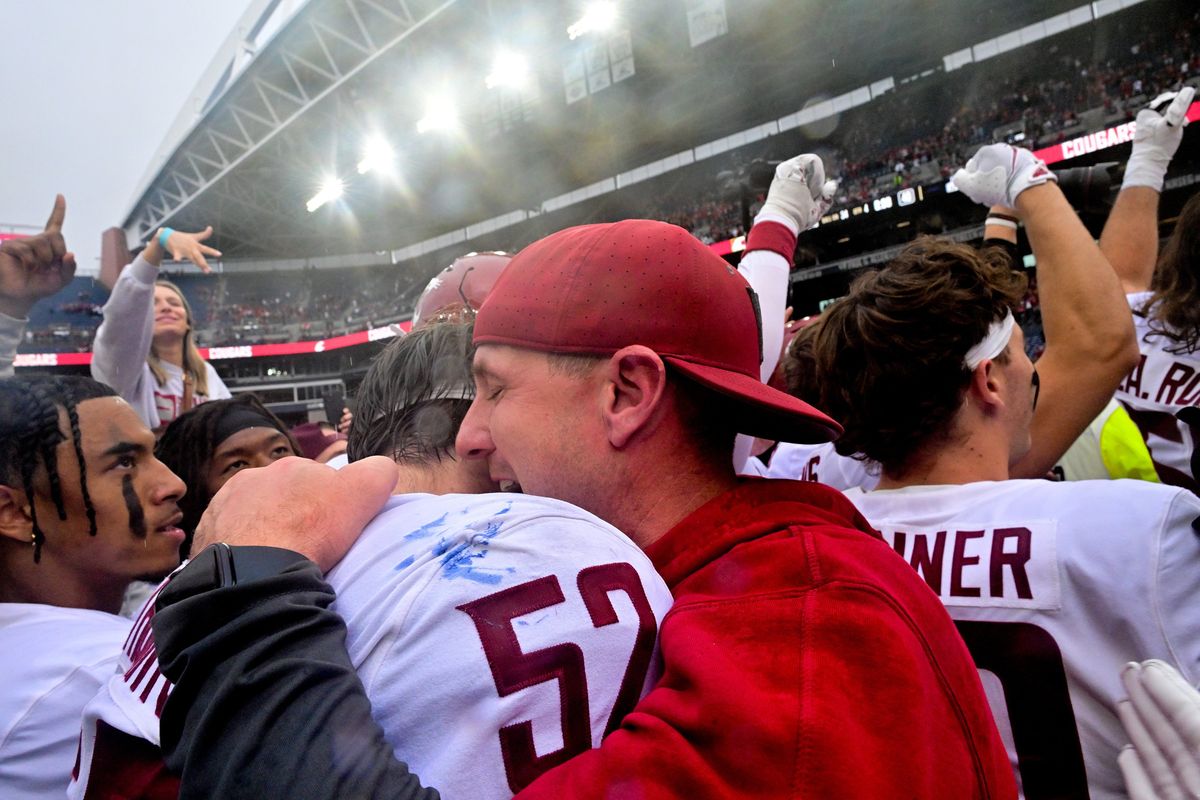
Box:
44, 194, 66, 233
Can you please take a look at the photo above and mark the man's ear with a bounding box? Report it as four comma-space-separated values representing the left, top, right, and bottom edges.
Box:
967, 359, 1005, 413
0, 485, 34, 545
602, 346, 669, 449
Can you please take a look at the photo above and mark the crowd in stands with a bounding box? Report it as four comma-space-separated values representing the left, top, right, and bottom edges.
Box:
12, 5, 1198, 357
205, 266, 423, 346
662, 5, 1200, 239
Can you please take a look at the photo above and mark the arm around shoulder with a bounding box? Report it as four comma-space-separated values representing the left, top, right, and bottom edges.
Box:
153, 545, 437, 800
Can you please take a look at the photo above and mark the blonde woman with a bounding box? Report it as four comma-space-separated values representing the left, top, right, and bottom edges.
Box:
92, 226, 228, 431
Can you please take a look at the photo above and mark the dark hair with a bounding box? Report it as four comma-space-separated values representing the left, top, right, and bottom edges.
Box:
156, 394, 298, 547
0, 376, 117, 563
813, 238, 1026, 476
1144, 190, 1200, 354
782, 321, 822, 403
348, 322, 476, 464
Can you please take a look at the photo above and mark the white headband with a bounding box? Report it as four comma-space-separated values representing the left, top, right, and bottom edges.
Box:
963, 311, 1015, 369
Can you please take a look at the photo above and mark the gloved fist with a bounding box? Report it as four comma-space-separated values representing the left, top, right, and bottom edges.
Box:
1116, 659, 1200, 800
1124, 86, 1195, 191
951, 143, 1057, 208
757, 154, 837, 232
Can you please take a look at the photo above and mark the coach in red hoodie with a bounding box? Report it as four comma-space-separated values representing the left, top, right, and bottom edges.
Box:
150, 169, 1014, 800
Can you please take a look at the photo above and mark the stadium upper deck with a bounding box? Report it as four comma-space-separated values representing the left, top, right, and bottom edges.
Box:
124, 0, 1113, 261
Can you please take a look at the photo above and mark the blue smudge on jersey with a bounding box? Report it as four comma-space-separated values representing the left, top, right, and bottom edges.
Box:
405, 512, 449, 541
436, 519, 514, 584
393, 555, 415, 571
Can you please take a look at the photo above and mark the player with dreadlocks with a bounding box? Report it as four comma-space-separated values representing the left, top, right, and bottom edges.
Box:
0, 374, 186, 800
156, 394, 299, 557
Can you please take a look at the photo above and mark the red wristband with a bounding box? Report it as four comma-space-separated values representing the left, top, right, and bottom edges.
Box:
745, 221, 797, 266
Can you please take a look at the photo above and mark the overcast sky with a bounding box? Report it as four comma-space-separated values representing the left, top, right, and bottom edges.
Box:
0, 0, 256, 275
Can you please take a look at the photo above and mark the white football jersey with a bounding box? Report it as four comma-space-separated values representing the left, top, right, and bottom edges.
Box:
69, 493, 671, 800
844, 479, 1200, 800
70, 578, 175, 800
1115, 292, 1200, 491
761, 441, 880, 491
329, 492, 672, 800
0, 603, 130, 800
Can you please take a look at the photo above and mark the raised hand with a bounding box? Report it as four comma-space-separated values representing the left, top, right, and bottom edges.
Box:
1125, 86, 1196, 191
0, 195, 78, 318
161, 226, 222, 273
952, 144, 1057, 209
758, 154, 838, 232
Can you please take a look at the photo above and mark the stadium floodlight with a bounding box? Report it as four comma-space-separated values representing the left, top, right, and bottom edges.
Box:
417, 97, 458, 134
306, 177, 344, 213
485, 51, 530, 89
357, 137, 395, 175
568, 1, 617, 39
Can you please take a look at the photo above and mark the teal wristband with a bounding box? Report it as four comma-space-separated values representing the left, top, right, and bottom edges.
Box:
157, 228, 175, 251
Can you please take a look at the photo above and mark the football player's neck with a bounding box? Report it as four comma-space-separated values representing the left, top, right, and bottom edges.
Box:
0, 541, 126, 614
878, 423, 1011, 490
391, 458, 484, 497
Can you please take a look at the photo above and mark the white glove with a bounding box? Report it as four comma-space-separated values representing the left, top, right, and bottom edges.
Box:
1124, 87, 1196, 191
757, 154, 837, 232
1117, 659, 1200, 800
951, 143, 1057, 208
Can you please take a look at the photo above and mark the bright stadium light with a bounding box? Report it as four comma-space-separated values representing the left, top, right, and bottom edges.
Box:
306, 177, 344, 213
416, 97, 458, 134
568, 1, 617, 39
357, 137, 395, 175
485, 51, 530, 89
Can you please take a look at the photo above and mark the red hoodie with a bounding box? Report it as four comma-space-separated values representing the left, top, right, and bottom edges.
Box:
521, 478, 1017, 799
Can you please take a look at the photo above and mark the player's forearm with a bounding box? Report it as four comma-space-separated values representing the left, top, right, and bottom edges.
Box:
983, 206, 1019, 248
154, 546, 438, 800
742, 217, 797, 382
1016, 183, 1137, 366
1099, 186, 1160, 294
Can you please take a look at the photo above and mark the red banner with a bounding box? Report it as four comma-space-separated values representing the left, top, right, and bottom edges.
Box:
1034, 101, 1200, 165
13, 321, 413, 368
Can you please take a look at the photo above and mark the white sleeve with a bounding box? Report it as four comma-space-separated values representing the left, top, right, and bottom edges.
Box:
1154, 489, 1200, 683
91, 256, 158, 400
205, 362, 231, 399
732, 246, 791, 473
737, 247, 791, 383
0, 311, 25, 378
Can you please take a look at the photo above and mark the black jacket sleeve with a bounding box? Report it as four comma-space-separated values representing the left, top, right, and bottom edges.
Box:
152, 545, 438, 800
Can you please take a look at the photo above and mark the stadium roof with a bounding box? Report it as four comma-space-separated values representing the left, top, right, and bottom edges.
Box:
124, 0, 1097, 261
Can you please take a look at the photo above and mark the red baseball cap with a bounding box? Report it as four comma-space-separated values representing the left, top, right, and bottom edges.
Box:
473, 219, 841, 443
